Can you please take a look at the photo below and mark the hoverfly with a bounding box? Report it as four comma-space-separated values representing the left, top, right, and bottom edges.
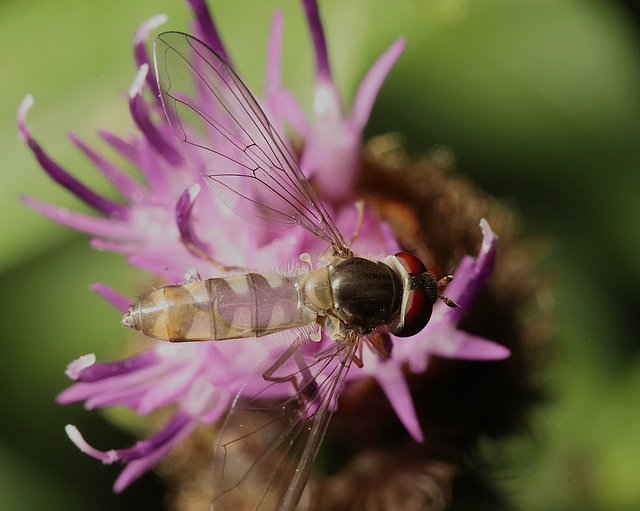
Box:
123, 32, 454, 510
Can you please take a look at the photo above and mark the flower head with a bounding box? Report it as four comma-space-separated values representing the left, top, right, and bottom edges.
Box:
19, 0, 510, 496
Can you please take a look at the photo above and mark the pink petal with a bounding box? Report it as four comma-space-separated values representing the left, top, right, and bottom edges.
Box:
351, 38, 406, 131
375, 363, 424, 443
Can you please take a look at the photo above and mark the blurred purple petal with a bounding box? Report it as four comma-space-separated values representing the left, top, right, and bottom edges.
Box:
18, 95, 127, 218
375, 363, 424, 443
72, 351, 159, 383
176, 183, 212, 259
98, 131, 141, 169
90, 282, 131, 313
134, 14, 168, 98
265, 11, 310, 136
185, 0, 231, 64
68, 133, 146, 202
64, 354, 96, 380
351, 38, 406, 131
440, 218, 497, 323
20, 196, 132, 238
128, 65, 183, 167
301, 0, 331, 80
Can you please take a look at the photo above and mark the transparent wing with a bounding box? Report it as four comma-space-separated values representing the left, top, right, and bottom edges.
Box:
153, 31, 349, 254
211, 337, 359, 511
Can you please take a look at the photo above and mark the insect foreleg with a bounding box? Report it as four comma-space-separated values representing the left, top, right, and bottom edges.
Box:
364, 331, 392, 359
352, 349, 364, 369
180, 237, 246, 273
262, 337, 322, 404
262, 336, 304, 384
346, 199, 365, 246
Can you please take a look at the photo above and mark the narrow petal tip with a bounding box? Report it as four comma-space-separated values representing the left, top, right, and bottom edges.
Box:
133, 14, 168, 44
65, 354, 97, 380
454, 334, 511, 361
187, 183, 201, 201
90, 282, 132, 313
65, 424, 84, 447
17, 94, 35, 140
479, 218, 497, 248
65, 424, 118, 464
351, 37, 406, 131
302, 0, 332, 80
128, 64, 149, 99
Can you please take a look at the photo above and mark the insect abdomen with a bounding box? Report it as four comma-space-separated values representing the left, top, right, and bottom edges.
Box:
123, 273, 315, 342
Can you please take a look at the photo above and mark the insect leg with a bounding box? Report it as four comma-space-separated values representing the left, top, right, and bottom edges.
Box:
293, 349, 321, 404
347, 199, 365, 245
180, 237, 247, 272
262, 336, 323, 405
364, 331, 392, 359
262, 337, 318, 404
262, 336, 304, 383
352, 348, 364, 369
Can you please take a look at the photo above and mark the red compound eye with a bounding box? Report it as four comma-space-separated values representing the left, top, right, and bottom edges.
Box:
394, 252, 427, 274
393, 252, 434, 338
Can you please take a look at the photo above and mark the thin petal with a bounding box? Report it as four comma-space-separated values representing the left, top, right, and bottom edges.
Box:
72, 350, 159, 383
65, 425, 118, 463
85, 383, 149, 410
351, 38, 406, 130
133, 14, 168, 99
16, 93, 34, 140
67, 133, 146, 202
265, 11, 310, 136
201, 388, 233, 424
376, 363, 424, 443
98, 131, 141, 169
21, 196, 133, 239
301, 0, 331, 80
442, 218, 497, 323
176, 184, 211, 259
17, 96, 127, 218
128, 65, 183, 167
455, 337, 512, 360
89, 238, 139, 254
113, 415, 198, 492
65, 354, 97, 380
89, 282, 132, 313
185, 0, 231, 65
113, 383, 221, 491
56, 360, 170, 405
430, 328, 511, 361
265, 10, 284, 93
110, 413, 191, 463
67, 412, 195, 493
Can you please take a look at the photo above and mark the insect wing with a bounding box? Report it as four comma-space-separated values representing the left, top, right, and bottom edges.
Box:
211, 339, 358, 510
153, 31, 348, 254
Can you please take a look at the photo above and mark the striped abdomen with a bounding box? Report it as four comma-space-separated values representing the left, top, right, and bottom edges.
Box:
122, 273, 315, 342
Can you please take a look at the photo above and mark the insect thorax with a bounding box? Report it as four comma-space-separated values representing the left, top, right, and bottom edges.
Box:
302, 257, 403, 336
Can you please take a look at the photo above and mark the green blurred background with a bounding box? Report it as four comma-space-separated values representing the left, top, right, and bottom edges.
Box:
2, 0, 640, 509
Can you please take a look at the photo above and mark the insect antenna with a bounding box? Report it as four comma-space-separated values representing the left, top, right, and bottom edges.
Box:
436, 274, 463, 310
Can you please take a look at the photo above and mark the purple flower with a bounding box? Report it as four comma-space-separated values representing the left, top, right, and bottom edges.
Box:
18, 0, 509, 493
